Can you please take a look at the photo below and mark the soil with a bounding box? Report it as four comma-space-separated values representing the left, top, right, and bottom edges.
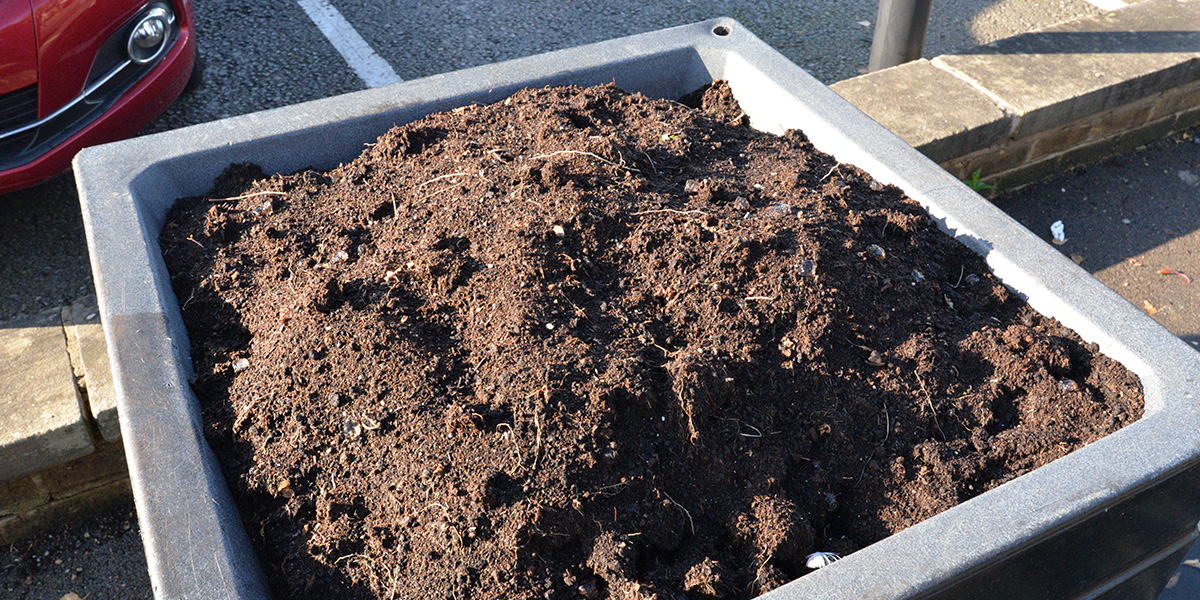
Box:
159, 82, 1143, 600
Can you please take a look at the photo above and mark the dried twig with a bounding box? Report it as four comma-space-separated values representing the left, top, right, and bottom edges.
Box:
916, 375, 946, 440
334, 553, 371, 566
631, 208, 710, 217
739, 423, 763, 438
948, 265, 965, 289
208, 190, 286, 203
882, 400, 890, 445
639, 150, 659, 175
593, 480, 632, 496
496, 423, 524, 469
528, 150, 641, 173
415, 172, 470, 190
531, 405, 544, 472
661, 490, 696, 535
421, 502, 450, 516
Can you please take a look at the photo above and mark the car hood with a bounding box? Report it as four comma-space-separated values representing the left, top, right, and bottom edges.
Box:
0, 0, 38, 98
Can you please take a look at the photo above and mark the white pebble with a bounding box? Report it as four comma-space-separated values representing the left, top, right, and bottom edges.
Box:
806, 551, 841, 569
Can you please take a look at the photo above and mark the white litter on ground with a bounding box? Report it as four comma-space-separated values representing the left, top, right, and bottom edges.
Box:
1051, 220, 1067, 245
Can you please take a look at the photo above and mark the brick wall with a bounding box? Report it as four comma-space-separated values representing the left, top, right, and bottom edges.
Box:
942, 79, 1200, 195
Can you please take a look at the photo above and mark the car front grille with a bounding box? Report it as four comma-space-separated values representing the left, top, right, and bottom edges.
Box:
0, 85, 39, 133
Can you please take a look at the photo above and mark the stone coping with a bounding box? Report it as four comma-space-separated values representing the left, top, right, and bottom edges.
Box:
1, 296, 119, 543
831, 0, 1200, 194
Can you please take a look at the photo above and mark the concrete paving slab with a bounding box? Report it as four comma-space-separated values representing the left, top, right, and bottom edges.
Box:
66, 296, 117, 443
829, 58, 1011, 162
0, 310, 93, 482
935, 0, 1200, 139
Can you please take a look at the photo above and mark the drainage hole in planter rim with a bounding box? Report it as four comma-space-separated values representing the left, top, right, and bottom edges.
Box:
712, 25, 731, 36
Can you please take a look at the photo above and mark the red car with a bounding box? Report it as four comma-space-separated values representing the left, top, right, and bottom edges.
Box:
0, 0, 196, 194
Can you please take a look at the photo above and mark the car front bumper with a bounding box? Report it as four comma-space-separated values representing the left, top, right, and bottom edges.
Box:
0, 3, 195, 195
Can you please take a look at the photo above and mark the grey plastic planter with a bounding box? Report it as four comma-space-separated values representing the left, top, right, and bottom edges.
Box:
74, 18, 1200, 600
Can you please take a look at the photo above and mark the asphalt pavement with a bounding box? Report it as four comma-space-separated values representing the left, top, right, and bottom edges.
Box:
996, 130, 1200, 349
0, 0, 1165, 597
0, 502, 149, 600
0, 176, 91, 321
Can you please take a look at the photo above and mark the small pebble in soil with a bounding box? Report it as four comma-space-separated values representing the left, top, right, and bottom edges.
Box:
577, 580, 598, 599
824, 492, 838, 511
231, 358, 250, 373
765, 203, 792, 218
866, 244, 886, 262
343, 419, 362, 438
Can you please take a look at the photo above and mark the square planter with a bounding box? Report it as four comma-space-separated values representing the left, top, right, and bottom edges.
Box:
74, 19, 1200, 600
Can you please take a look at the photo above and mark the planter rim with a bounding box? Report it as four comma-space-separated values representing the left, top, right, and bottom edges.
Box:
75, 17, 1200, 600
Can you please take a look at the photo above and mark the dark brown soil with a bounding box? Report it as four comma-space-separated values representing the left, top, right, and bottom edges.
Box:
159, 82, 1143, 600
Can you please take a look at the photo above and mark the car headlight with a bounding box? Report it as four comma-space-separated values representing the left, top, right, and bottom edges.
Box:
127, 3, 176, 64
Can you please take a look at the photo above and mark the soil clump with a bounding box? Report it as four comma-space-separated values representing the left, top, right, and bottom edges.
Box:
160, 82, 1143, 600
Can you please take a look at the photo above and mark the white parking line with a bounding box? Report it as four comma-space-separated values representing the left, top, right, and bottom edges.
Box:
296, 0, 403, 88
1080, 0, 1128, 11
